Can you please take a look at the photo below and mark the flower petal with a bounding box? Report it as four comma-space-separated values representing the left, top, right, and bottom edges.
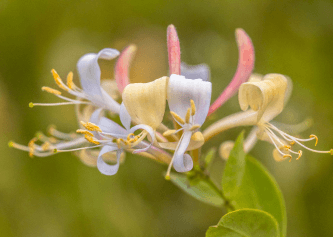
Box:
159, 131, 204, 151
89, 108, 103, 124
120, 103, 131, 130
97, 146, 122, 176
167, 24, 181, 75
122, 76, 168, 129
238, 73, 288, 122
115, 45, 137, 93
168, 74, 211, 125
98, 117, 128, 137
77, 48, 119, 98
208, 28, 255, 116
129, 124, 155, 153
181, 62, 210, 81
173, 131, 193, 172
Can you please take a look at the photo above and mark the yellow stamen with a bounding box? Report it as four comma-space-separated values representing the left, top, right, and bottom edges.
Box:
310, 134, 318, 146
290, 141, 295, 146
51, 69, 68, 91
127, 133, 135, 141
76, 129, 94, 137
8, 141, 14, 147
80, 121, 102, 132
330, 149, 333, 155
283, 154, 292, 162
163, 130, 177, 137
165, 175, 171, 181
189, 124, 201, 131
66, 71, 75, 89
29, 102, 34, 108
283, 145, 291, 150
41, 142, 51, 151
190, 99, 196, 116
170, 111, 185, 125
84, 135, 100, 145
28, 137, 38, 158
296, 150, 302, 160
42, 86, 61, 95
185, 108, 191, 124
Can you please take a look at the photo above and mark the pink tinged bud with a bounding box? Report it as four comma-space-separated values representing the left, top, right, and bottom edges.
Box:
208, 28, 255, 116
167, 24, 181, 75
114, 44, 137, 93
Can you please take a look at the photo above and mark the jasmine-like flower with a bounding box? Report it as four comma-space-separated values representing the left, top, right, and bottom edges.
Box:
160, 74, 211, 177
30, 48, 121, 114
204, 74, 332, 162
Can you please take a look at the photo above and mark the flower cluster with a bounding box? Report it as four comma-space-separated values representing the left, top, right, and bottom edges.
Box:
9, 25, 332, 177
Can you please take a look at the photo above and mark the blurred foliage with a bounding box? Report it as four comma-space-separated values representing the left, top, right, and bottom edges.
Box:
1, 0, 333, 236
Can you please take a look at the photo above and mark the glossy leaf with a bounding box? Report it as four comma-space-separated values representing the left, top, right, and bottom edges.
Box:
222, 134, 286, 236
222, 131, 246, 199
206, 209, 279, 237
170, 172, 224, 207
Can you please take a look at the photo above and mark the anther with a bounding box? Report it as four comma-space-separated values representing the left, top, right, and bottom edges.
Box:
66, 72, 75, 89
296, 150, 302, 160
84, 135, 100, 145
127, 133, 135, 140
8, 141, 14, 147
163, 130, 177, 137
29, 102, 34, 108
42, 86, 61, 95
185, 108, 191, 124
28, 137, 38, 158
41, 142, 51, 151
51, 69, 68, 91
330, 149, 333, 155
80, 121, 102, 132
283, 145, 291, 150
189, 125, 201, 131
310, 134, 318, 146
170, 111, 185, 125
283, 154, 292, 162
76, 129, 94, 137
290, 141, 295, 146
190, 99, 196, 116
165, 175, 171, 181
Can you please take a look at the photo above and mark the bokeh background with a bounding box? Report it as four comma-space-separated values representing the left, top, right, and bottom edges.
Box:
1, 0, 333, 236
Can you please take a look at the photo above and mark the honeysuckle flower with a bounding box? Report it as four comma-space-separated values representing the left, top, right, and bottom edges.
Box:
30, 48, 121, 114
180, 62, 210, 81
159, 74, 211, 177
204, 73, 332, 162
208, 28, 255, 116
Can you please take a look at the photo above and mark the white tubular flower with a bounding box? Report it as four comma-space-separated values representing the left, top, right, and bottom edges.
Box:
30, 48, 121, 114
161, 74, 212, 177
180, 62, 210, 81
238, 74, 332, 162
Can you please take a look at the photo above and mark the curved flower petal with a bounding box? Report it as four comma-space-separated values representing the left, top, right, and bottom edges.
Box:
159, 131, 204, 151
181, 62, 210, 81
77, 48, 119, 98
122, 76, 168, 129
173, 131, 193, 172
238, 73, 288, 123
167, 74, 212, 125
98, 117, 128, 137
129, 124, 155, 154
167, 24, 181, 75
120, 103, 131, 130
115, 44, 137, 93
97, 146, 122, 176
89, 108, 103, 124
208, 28, 255, 116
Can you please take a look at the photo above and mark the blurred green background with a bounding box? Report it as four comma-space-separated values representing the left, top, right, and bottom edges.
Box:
1, 0, 333, 236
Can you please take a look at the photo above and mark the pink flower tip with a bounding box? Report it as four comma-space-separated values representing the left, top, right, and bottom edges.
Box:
167, 24, 181, 75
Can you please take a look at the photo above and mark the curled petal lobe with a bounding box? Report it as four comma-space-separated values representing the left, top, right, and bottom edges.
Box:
77, 48, 119, 98
97, 146, 122, 176
115, 45, 137, 93
120, 103, 131, 130
167, 24, 181, 75
238, 73, 288, 123
181, 62, 210, 81
122, 76, 168, 129
129, 124, 155, 154
208, 28, 255, 116
168, 74, 211, 125
173, 131, 193, 172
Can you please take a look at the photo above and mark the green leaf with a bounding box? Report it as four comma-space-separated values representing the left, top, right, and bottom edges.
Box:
222, 133, 287, 237
206, 209, 280, 237
170, 172, 224, 207
222, 131, 246, 199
